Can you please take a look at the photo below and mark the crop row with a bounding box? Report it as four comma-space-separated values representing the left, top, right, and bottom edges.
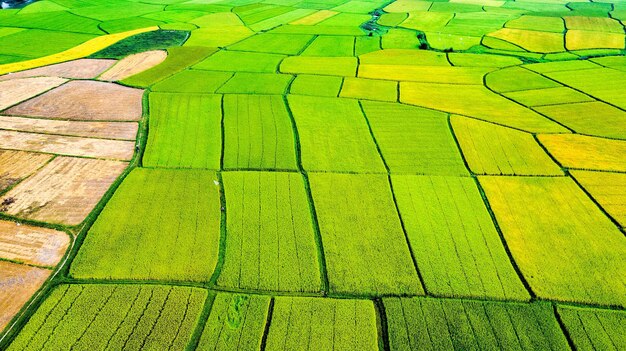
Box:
7, 284, 624, 350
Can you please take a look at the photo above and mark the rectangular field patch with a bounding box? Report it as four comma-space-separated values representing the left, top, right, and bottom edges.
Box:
479, 176, 626, 307
0, 150, 52, 192
218, 171, 322, 292
70, 168, 221, 282
385, 297, 569, 350
288, 95, 385, 173
392, 175, 529, 300
0, 157, 126, 226
309, 173, 422, 295
266, 297, 379, 351
362, 101, 468, 175
143, 93, 222, 169
6, 284, 207, 351
223, 95, 297, 170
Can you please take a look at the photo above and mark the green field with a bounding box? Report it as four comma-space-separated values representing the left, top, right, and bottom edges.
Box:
1, 0, 624, 349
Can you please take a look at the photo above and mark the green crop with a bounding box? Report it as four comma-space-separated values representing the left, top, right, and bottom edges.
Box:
265, 297, 378, 350
70, 168, 222, 282
8, 284, 207, 351
385, 297, 570, 350
362, 100, 469, 175
197, 293, 270, 350
308, 173, 423, 295
218, 171, 321, 292
288, 95, 386, 173
90, 30, 189, 59
223, 95, 297, 170
143, 93, 222, 169
122, 46, 216, 87
557, 305, 625, 350
392, 175, 530, 300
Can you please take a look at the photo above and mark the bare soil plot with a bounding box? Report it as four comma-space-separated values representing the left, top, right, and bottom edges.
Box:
0, 59, 115, 82
0, 261, 50, 331
0, 150, 52, 192
571, 170, 626, 227
0, 77, 67, 111
0, 157, 127, 226
4, 80, 143, 121
538, 134, 626, 172
98, 50, 167, 81
0, 130, 135, 160
0, 116, 138, 140
0, 220, 69, 267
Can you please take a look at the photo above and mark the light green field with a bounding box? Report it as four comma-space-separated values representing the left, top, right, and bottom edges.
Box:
1, 0, 624, 349
70, 168, 222, 282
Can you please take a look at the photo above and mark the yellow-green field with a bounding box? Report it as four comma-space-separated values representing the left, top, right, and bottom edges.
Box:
0, 0, 624, 349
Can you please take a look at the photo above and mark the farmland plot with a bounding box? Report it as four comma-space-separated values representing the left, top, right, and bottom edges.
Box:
309, 173, 422, 295
151, 70, 233, 93
544, 68, 626, 109
0, 262, 51, 332
288, 95, 385, 173
534, 102, 626, 139
197, 293, 270, 350
217, 72, 292, 95
0, 220, 69, 267
228, 33, 314, 55
361, 101, 468, 176
0, 116, 138, 141
0, 150, 52, 192
399, 82, 568, 133
121, 46, 217, 87
71, 168, 221, 282
0, 157, 126, 226
223, 95, 297, 170
571, 170, 626, 227
143, 93, 221, 169
538, 134, 626, 172
280, 56, 357, 76
98, 50, 167, 81
5, 80, 143, 121
218, 172, 321, 292
391, 175, 529, 300
6, 284, 207, 351
557, 306, 625, 350
0, 77, 67, 111
289, 74, 342, 97
479, 176, 626, 307
451, 116, 563, 176
265, 297, 378, 351
0, 130, 135, 160
384, 297, 569, 350
0, 59, 114, 81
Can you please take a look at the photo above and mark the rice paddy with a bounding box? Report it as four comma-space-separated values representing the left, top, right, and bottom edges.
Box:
0, 0, 624, 349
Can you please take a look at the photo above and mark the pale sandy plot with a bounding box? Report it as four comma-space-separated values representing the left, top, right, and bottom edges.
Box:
0, 77, 67, 111
0, 157, 127, 225
0, 116, 138, 141
98, 50, 167, 81
0, 130, 135, 160
0, 59, 116, 82
5, 80, 143, 121
0, 261, 50, 331
0, 220, 69, 267
0, 150, 52, 192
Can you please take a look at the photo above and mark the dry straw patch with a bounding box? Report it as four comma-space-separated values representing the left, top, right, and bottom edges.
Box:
98, 50, 167, 81
0, 116, 138, 140
0, 157, 127, 225
0, 59, 115, 82
0, 77, 67, 111
0, 150, 52, 192
0, 220, 69, 267
0, 261, 50, 331
5, 80, 143, 121
0, 130, 135, 160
